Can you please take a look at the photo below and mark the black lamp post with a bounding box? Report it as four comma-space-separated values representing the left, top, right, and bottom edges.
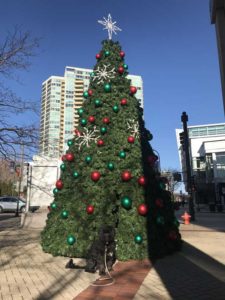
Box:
181, 112, 195, 221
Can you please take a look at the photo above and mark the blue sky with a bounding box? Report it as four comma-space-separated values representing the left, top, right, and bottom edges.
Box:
0, 0, 224, 170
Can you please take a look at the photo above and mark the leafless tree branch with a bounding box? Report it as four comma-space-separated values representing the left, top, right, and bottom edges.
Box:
0, 26, 40, 160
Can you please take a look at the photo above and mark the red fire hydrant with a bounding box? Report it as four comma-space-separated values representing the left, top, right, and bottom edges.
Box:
181, 211, 191, 225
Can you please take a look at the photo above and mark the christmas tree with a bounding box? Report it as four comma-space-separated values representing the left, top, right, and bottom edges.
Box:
41, 14, 182, 260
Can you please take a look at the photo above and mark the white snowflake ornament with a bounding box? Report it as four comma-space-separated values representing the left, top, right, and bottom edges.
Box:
127, 119, 140, 138
92, 64, 116, 84
75, 126, 100, 150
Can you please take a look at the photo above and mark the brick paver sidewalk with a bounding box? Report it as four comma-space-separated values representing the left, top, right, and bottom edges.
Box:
73, 260, 152, 300
0, 229, 98, 300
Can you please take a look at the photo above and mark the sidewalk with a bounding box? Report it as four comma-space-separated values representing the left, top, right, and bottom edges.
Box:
0, 208, 224, 299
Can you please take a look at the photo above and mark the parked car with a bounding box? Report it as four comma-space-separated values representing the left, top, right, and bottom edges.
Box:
0, 196, 26, 213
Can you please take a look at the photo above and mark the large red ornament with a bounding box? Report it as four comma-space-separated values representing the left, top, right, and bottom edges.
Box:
88, 116, 95, 123
118, 66, 124, 74
127, 136, 135, 144
97, 139, 104, 147
56, 179, 63, 190
138, 176, 147, 186
130, 86, 137, 95
103, 117, 110, 124
96, 53, 101, 59
86, 205, 94, 214
147, 155, 158, 166
74, 129, 81, 136
137, 204, 148, 216
120, 98, 127, 106
121, 171, 132, 181
66, 153, 74, 162
91, 171, 101, 182
168, 231, 177, 241
88, 89, 93, 96
61, 155, 67, 161
155, 198, 163, 208
120, 51, 125, 58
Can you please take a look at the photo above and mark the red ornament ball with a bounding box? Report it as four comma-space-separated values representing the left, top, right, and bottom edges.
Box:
130, 86, 137, 95
88, 89, 93, 96
97, 139, 104, 147
88, 116, 95, 123
147, 155, 158, 166
168, 231, 177, 240
56, 179, 63, 190
103, 117, 110, 124
155, 198, 163, 208
120, 51, 125, 58
137, 204, 148, 216
120, 98, 128, 106
96, 53, 101, 59
138, 176, 147, 186
66, 153, 74, 162
91, 171, 101, 182
118, 66, 124, 74
127, 136, 135, 144
74, 129, 81, 136
121, 171, 132, 181
86, 205, 94, 214
61, 155, 67, 161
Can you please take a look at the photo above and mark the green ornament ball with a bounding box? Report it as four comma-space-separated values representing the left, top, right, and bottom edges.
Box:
67, 140, 73, 146
100, 126, 107, 134
81, 119, 87, 126
174, 219, 180, 227
156, 216, 165, 225
159, 182, 166, 190
50, 202, 57, 209
67, 235, 76, 245
121, 196, 132, 209
105, 50, 110, 56
73, 171, 79, 179
85, 155, 92, 163
123, 64, 128, 69
60, 164, 66, 171
134, 234, 143, 244
95, 99, 102, 107
119, 151, 126, 159
78, 108, 84, 116
61, 210, 69, 219
53, 188, 59, 195
83, 91, 89, 98
104, 83, 111, 92
113, 105, 119, 113
107, 162, 114, 171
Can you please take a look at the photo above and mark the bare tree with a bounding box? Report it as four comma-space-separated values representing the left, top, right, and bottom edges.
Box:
0, 26, 40, 160
161, 168, 182, 196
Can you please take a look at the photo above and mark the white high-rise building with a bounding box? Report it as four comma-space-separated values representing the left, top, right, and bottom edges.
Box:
39, 66, 143, 158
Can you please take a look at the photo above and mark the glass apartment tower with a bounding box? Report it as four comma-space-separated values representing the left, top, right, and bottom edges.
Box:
39, 67, 143, 158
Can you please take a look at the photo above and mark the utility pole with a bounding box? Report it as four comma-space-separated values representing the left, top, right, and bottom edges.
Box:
16, 144, 24, 217
181, 112, 195, 221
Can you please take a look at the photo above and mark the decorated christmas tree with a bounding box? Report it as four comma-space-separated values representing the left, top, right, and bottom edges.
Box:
41, 14, 182, 260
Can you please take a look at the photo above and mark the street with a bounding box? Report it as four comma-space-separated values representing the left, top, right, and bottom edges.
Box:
0, 213, 21, 232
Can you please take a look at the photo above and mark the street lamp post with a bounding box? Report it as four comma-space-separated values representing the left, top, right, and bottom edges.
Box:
181, 112, 195, 221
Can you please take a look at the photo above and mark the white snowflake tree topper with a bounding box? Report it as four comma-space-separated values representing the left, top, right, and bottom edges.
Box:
92, 64, 116, 84
75, 127, 100, 150
98, 14, 122, 40
127, 119, 140, 138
